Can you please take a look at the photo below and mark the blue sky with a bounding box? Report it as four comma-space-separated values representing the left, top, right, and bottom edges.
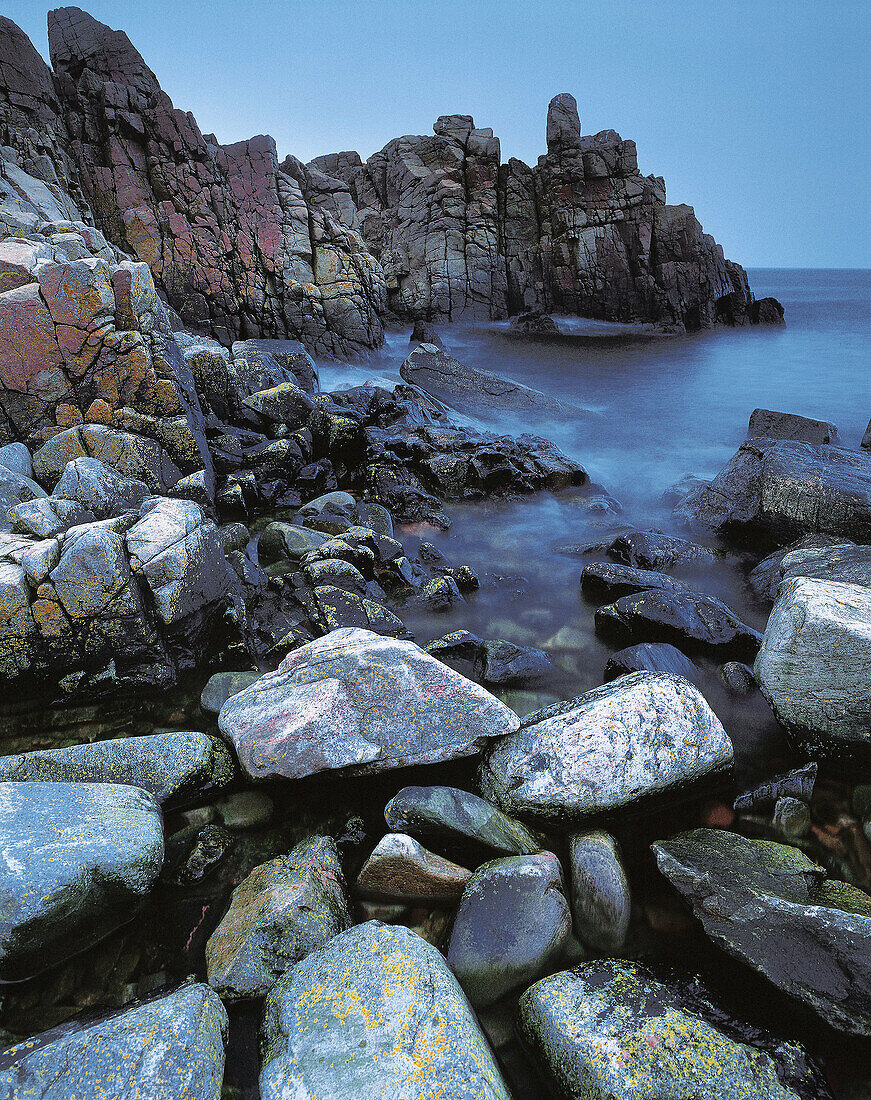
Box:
8, 0, 869, 267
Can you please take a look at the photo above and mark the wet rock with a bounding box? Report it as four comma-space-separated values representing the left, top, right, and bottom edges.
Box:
0, 781, 163, 982
755, 577, 871, 766
206, 835, 352, 1001
355, 833, 471, 904
509, 309, 559, 335
446, 852, 571, 1007
581, 561, 689, 601
748, 537, 870, 601
242, 381, 315, 427
653, 828, 871, 1034
748, 408, 839, 445
519, 960, 808, 1100
773, 797, 812, 838
675, 438, 871, 546
604, 642, 699, 684
480, 673, 733, 823
232, 339, 319, 395
410, 320, 444, 348
384, 785, 541, 859
258, 522, 328, 562
568, 831, 631, 951
605, 529, 721, 571
0, 982, 227, 1099
199, 670, 261, 715
733, 763, 818, 812
474, 638, 557, 687
719, 661, 757, 695
218, 627, 520, 780
260, 921, 510, 1099
0, 732, 234, 805
595, 588, 762, 661
400, 343, 575, 415
425, 630, 484, 663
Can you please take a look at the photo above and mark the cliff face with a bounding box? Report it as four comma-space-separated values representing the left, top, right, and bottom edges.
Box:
0, 8, 773, 353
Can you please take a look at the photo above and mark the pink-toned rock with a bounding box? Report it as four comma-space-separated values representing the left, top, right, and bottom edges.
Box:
356, 833, 472, 905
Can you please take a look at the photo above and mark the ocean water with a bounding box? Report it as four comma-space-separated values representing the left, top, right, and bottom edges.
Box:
318, 269, 871, 784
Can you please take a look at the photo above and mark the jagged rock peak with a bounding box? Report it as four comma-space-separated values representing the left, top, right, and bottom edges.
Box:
48, 6, 160, 96
546, 92, 581, 153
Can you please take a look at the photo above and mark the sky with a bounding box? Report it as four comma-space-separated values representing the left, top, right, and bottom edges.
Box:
6, 0, 870, 268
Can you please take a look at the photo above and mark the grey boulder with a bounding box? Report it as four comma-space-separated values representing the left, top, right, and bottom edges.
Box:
54, 456, 149, 519
0, 782, 164, 982
568, 831, 631, 952
218, 628, 520, 780
480, 673, 733, 822
653, 828, 871, 1035
260, 921, 510, 1099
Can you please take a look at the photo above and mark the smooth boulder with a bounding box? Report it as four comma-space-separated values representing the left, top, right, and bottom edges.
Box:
218, 628, 520, 780
653, 829, 871, 1035
568, 831, 631, 951
259, 921, 510, 1099
604, 641, 699, 684
480, 673, 733, 822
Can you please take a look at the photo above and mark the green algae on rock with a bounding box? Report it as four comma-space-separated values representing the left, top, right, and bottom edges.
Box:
518, 960, 804, 1099
260, 921, 510, 1099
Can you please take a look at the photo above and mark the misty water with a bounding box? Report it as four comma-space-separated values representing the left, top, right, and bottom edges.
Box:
318, 269, 871, 791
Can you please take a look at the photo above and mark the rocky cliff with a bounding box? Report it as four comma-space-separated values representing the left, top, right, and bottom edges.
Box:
0, 8, 777, 356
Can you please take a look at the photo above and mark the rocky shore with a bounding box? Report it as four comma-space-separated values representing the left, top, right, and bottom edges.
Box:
0, 8, 869, 1100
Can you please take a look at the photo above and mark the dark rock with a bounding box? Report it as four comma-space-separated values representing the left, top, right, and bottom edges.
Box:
605, 529, 720, 571
0, 781, 163, 982
205, 835, 352, 1001
480, 673, 732, 823
748, 408, 839, 445
568, 830, 630, 951
773, 797, 812, 838
595, 588, 762, 661
384, 785, 542, 859
734, 763, 818, 812
604, 641, 700, 684
446, 852, 571, 1007
409, 320, 444, 348
509, 309, 559, 335
750, 297, 786, 325
0, 982, 227, 1098
425, 630, 484, 663
260, 922, 510, 1099
653, 828, 871, 1034
474, 638, 557, 686
581, 561, 689, 601
719, 661, 757, 695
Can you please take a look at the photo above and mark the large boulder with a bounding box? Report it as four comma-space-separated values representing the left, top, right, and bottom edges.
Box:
479, 673, 733, 823
0, 982, 227, 1099
218, 627, 520, 780
206, 836, 352, 1000
675, 438, 871, 546
653, 829, 871, 1035
603, 641, 700, 684
259, 921, 510, 1099
754, 577, 871, 766
0, 781, 164, 982
519, 960, 818, 1100
446, 852, 571, 1007
400, 343, 575, 415
747, 408, 839, 445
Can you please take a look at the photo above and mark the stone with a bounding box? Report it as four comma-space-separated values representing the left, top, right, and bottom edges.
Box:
773, 796, 812, 838
355, 833, 471, 904
33, 426, 183, 493
400, 343, 575, 415
581, 561, 690, 601
754, 577, 871, 766
0, 441, 31, 478
200, 670, 261, 715
54, 456, 149, 518
653, 829, 871, 1035
410, 320, 444, 347
568, 830, 631, 951
719, 660, 757, 694
446, 852, 571, 1007
519, 960, 809, 1100
8, 495, 93, 537
0, 732, 234, 805
779, 540, 871, 591
231, 339, 319, 395
242, 381, 315, 427
258, 521, 328, 562
0, 781, 164, 982
384, 785, 542, 859
206, 835, 352, 1001
605, 529, 720, 571
218, 627, 520, 780
595, 588, 762, 661
480, 673, 733, 823
509, 309, 559, 335
474, 638, 557, 686
604, 641, 700, 684
0, 981, 227, 1099
213, 790, 274, 831
734, 763, 818, 812
748, 408, 839, 445
0, 464, 44, 514
260, 921, 510, 1099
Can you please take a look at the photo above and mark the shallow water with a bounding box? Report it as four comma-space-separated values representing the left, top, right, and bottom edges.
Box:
318, 269, 871, 787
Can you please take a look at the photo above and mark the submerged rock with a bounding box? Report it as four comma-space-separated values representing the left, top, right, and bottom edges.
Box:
733, 762, 817, 812
604, 641, 699, 684
653, 828, 871, 1035
355, 833, 471, 904
519, 960, 810, 1100
474, 638, 557, 687
383, 785, 541, 858
260, 921, 510, 1099
755, 577, 871, 766
0, 732, 234, 805
479, 673, 733, 823
206, 835, 352, 1001
595, 588, 762, 661
0, 782, 163, 982
605, 529, 721, 571
568, 831, 631, 951
218, 627, 519, 780
0, 982, 227, 1099
446, 852, 571, 1007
